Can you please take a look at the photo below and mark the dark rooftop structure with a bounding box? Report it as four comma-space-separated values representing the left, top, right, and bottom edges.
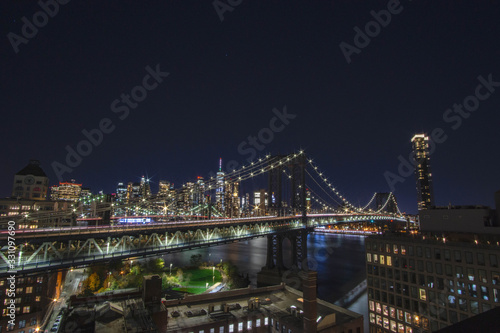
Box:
16, 159, 47, 177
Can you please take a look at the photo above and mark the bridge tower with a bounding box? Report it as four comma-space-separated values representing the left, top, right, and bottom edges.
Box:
267, 153, 307, 221
259, 153, 309, 289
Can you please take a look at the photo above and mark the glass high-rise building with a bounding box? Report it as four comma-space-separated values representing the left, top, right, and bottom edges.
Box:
411, 134, 434, 210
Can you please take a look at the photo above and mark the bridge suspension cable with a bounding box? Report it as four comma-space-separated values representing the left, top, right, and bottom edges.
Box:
306, 159, 363, 212
361, 192, 378, 210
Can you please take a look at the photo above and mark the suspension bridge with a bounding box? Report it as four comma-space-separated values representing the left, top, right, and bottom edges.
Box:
0, 151, 408, 277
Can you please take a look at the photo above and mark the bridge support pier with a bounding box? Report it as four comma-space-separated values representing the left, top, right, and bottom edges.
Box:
257, 229, 309, 289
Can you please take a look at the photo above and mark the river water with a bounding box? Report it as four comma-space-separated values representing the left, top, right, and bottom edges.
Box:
161, 232, 368, 332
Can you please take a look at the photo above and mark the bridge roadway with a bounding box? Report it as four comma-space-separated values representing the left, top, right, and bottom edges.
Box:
0, 213, 404, 277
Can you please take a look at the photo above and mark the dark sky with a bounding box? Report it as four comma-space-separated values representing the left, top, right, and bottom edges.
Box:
1, 0, 500, 214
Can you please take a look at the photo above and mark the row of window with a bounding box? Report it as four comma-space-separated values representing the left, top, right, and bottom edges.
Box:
3, 296, 42, 305
366, 242, 499, 267
367, 259, 500, 287
0, 277, 43, 286
369, 312, 417, 333
369, 285, 494, 319
2, 306, 31, 315
3, 286, 45, 296
368, 272, 500, 301
190, 317, 269, 333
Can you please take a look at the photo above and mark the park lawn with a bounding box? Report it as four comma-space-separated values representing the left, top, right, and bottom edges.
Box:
186, 268, 222, 287
173, 269, 222, 294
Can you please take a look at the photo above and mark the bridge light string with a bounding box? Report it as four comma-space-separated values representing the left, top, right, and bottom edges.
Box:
306, 160, 364, 212
280, 166, 339, 211
304, 169, 344, 208
201, 151, 305, 190
361, 192, 378, 211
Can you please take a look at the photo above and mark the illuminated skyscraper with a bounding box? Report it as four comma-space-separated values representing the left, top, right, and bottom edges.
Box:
50, 180, 82, 201
158, 180, 171, 196
140, 175, 152, 198
215, 158, 225, 213
116, 182, 127, 200
411, 134, 435, 210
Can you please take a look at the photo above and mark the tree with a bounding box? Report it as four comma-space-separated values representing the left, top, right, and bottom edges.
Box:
190, 254, 203, 267
88, 272, 101, 292
154, 258, 165, 272
176, 268, 184, 282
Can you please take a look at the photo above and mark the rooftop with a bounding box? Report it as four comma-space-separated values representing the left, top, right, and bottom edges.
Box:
15, 159, 47, 177
163, 284, 362, 331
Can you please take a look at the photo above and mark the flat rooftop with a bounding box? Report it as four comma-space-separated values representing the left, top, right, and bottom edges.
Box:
163, 284, 362, 331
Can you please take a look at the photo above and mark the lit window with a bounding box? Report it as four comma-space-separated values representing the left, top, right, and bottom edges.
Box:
406, 326, 412, 333
381, 255, 385, 265
238, 322, 243, 332
369, 301, 375, 311
256, 319, 261, 327
401, 246, 406, 255
26, 287, 32, 294
390, 320, 397, 332
219, 327, 224, 333
405, 312, 412, 324
419, 288, 426, 301
413, 315, 420, 327
367, 253, 372, 262
376, 302, 382, 313
376, 315, 382, 326
383, 317, 390, 329
393, 245, 399, 254
370, 313, 376, 324
383, 305, 388, 316
374, 254, 379, 264
398, 323, 405, 333
247, 321, 252, 330
265, 317, 269, 325
389, 307, 395, 318
228, 324, 234, 333
23, 306, 30, 313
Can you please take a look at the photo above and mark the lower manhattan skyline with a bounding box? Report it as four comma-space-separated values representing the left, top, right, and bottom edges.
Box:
1, 1, 500, 333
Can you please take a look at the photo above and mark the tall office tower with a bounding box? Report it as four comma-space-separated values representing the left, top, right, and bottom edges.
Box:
411, 134, 435, 210
140, 175, 152, 198
224, 180, 240, 217
127, 182, 141, 202
158, 180, 171, 196
215, 158, 225, 213
254, 189, 267, 215
193, 177, 206, 207
116, 182, 127, 200
12, 159, 49, 200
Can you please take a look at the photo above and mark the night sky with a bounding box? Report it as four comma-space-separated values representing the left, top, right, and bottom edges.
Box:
2, 1, 500, 214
